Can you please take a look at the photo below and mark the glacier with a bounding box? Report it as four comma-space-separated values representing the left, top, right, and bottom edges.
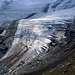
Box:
0, 0, 75, 75
0, 0, 75, 21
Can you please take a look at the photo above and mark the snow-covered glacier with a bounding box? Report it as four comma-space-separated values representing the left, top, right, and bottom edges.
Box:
0, 0, 54, 21
0, 0, 75, 21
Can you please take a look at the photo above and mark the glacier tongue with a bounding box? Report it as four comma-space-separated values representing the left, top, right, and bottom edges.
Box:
4, 19, 66, 62
1, 18, 74, 75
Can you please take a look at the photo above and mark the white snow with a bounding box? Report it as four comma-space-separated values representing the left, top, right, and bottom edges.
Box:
0, 0, 54, 21
0, 30, 6, 36
48, 0, 75, 11
0, 0, 75, 21
28, 0, 75, 21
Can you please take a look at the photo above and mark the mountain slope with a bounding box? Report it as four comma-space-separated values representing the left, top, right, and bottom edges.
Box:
0, 0, 75, 75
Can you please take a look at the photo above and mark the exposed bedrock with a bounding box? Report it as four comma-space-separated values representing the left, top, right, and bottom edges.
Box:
0, 20, 18, 58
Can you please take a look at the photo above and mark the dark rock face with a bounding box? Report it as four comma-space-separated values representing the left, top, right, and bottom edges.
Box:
0, 20, 18, 59
43, 3, 50, 12
65, 19, 75, 42
0, 29, 4, 34
25, 13, 37, 19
